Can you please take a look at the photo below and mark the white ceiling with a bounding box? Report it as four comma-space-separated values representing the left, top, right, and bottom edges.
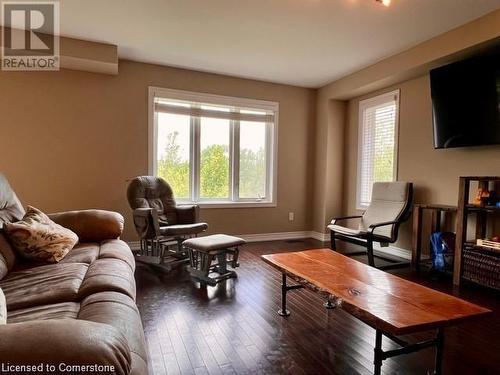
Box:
55, 1, 500, 87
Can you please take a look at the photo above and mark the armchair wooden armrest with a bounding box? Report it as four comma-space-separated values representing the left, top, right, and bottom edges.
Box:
175, 204, 200, 224
330, 215, 363, 225
368, 220, 400, 235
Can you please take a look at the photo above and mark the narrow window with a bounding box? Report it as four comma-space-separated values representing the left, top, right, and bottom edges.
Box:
357, 90, 399, 209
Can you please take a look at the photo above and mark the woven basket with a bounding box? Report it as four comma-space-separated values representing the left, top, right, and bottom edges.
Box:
462, 247, 500, 290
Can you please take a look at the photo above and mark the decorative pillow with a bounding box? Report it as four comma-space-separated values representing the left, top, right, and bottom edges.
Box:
0, 287, 6, 324
4, 206, 78, 263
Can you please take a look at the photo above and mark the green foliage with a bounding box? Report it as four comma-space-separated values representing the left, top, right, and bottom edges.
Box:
200, 144, 229, 198
373, 112, 395, 182
157, 132, 189, 198
157, 131, 266, 199
239, 148, 266, 198
374, 145, 394, 182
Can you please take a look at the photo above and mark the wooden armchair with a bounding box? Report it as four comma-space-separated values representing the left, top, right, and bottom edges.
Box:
328, 182, 413, 269
127, 176, 208, 271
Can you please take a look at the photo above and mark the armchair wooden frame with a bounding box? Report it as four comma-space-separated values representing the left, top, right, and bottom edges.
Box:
329, 182, 413, 270
330, 216, 410, 270
127, 176, 208, 273
132, 207, 197, 272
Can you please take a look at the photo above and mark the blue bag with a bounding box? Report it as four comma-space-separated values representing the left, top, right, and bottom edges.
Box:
430, 232, 455, 271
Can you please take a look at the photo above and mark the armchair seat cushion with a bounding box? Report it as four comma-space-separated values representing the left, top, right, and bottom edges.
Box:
183, 234, 246, 252
328, 224, 392, 243
327, 224, 366, 237
159, 222, 208, 236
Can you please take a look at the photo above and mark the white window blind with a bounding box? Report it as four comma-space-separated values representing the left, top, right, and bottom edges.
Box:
154, 101, 275, 123
357, 90, 399, 209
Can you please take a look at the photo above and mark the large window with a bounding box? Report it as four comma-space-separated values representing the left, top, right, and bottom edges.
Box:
356, 90, 399, 209
149, 87, 278, 207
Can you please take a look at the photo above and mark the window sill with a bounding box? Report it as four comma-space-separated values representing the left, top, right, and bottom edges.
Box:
179, 201, 277, 209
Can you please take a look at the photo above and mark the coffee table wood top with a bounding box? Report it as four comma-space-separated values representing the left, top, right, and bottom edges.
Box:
262, 249, 491, 335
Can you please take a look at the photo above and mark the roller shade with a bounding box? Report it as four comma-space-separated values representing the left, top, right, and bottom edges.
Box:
155, 102, 275, 123
358, 91, 398, 207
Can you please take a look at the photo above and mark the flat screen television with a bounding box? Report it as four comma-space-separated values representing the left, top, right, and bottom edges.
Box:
430, 49, 500, 149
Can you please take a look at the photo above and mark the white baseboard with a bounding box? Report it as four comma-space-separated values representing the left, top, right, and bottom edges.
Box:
127, 231, 411, 260
373, 243, 411, 260
238, 231, 317, 242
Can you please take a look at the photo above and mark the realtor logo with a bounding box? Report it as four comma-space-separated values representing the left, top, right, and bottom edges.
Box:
1, 1, 59, 71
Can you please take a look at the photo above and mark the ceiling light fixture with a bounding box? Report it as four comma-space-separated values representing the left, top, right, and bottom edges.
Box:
376, 0, 391, 6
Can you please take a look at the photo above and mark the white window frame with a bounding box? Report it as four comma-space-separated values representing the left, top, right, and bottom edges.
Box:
356, 89, 400, 210
148, 87, 279, 208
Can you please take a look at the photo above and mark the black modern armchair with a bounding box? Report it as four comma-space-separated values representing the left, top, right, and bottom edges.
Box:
328, 182, 413, 269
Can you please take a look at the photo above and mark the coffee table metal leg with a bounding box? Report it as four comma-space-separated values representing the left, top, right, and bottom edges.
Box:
434, 328, 444, 375
277, 273, 304, 317
374, 329, 383, 375
372, 327, 445, 375
278, 273, 290, 317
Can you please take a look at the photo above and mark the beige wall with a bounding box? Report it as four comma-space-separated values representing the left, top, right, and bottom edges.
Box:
320, 8, 500, 100
312, 96, 346, 233
343, 75, 500, 250
1, 8, 499, 245
0, 61, 316, 241
313, 9, 500, 238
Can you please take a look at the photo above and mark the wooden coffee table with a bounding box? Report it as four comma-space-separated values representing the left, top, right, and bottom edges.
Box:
262, 249, 491, 375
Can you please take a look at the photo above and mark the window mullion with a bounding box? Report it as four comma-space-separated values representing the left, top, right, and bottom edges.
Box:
265, 122, 272, 201
232, 120, 240, 202
191, 115, 200, 202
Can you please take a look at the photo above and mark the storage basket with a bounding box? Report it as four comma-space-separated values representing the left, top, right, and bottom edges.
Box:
462, 247, 500, 290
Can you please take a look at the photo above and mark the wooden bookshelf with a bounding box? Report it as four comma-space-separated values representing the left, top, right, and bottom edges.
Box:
454, 176, 500, 289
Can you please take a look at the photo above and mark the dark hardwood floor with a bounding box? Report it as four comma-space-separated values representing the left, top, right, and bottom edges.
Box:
135, 239, 500, 375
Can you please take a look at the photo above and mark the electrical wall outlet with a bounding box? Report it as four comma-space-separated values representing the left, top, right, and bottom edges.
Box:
288, 212, 294, 221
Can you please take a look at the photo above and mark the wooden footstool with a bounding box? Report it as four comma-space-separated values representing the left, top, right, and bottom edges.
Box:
183, 234, 246, 286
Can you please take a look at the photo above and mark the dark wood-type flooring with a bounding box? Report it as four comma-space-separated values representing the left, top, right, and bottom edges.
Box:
135, 239, 500, 375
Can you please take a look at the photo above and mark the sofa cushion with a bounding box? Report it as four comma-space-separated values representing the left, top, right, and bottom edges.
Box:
4, 206, 78, 263
0, 319, 132, 375
0, 287, 6, 324
7, 302, 80, 323
98, 240, 136, 271
0, 253, 8, 281
0, 263, 88, 310
61, 240, 135, 271
78, 259, 136, 301
0, 174, 25, 228
79, 292, 148, 371
60, 243, 101, 265
0, 233, 16, 278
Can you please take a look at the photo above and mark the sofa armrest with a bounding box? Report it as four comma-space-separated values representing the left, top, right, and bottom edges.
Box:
48, 210, 124, 242
0, 319, 131, 375
176, 204, 200, 224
